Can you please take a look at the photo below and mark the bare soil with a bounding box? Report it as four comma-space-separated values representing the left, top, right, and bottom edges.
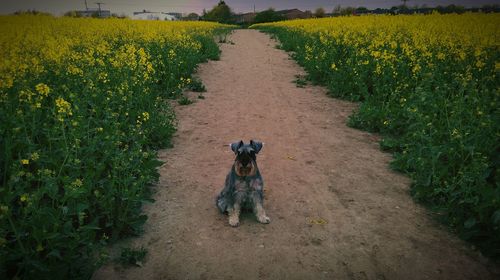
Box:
94, 30, 499, 280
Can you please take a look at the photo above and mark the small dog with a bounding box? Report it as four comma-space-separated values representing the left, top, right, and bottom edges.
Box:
216, 140, 270, 227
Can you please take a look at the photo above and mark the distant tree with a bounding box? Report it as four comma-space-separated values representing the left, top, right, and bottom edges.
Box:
434, 4, 465, 14
390, 6, 399, 14
314, 7, 325, 18
183, 13, 200, 21
13, 9, 51, 16
373, 8, 387, 14
253, 8, 285, 23
340, 6, 356, 16
203, 0, 233, 23
355, 6, 369, 14
399, 4, 411, 13
446, 4, 465, 14
304, 10, 313, 18
332, 4, 342, 14
481, 4, 500, 13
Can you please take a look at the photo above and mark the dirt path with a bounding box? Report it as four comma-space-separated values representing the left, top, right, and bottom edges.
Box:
94, 30, 498, 280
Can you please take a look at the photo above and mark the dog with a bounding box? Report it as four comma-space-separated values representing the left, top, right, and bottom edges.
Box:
216, 140, 270, 227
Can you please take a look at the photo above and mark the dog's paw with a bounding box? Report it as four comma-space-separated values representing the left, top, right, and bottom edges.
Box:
258, 215, 271, 224
229, 216, 240, 227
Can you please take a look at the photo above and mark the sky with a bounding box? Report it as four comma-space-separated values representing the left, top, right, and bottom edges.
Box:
1, 0, 499, 16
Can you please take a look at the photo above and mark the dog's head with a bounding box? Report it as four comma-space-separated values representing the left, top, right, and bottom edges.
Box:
230, 140, 263, 176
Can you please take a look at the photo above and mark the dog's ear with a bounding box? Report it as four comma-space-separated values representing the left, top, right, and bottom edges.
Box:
230, 140, 244, 154
250, 140, 263, 154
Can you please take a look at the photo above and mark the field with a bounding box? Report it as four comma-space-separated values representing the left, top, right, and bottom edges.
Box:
2, 12, 500, 280
0, 15, 229, 278
251, 13, 500, 257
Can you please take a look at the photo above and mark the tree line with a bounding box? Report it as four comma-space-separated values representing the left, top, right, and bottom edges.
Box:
201, 1, 499, 25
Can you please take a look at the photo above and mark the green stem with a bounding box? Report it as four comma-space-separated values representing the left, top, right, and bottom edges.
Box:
8, 214, 26, 253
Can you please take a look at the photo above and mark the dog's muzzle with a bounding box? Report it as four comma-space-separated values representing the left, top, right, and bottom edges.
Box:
240, 157, 251, 167
236, 153, 254, 175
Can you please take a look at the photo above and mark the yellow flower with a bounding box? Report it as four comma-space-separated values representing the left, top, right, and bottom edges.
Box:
21, 159, 29, 165
451, 128, 461, 138
458, 51, 466, 61
35, 83, 50, 97
30, 152, 40, 161
20, 194, 28, 202
0, 77, 14, 89
55, 97, 72, 121
55, 97, 71, 113
142, 112, 150, 121
72, 179, 83, 188
371, 50, 381, 58
67, 65, 83, 75
412, 64, 421, 74
168, 49, 176, 59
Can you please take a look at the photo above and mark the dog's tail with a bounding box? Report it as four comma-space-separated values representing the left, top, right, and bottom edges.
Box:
216, 193, 227, 214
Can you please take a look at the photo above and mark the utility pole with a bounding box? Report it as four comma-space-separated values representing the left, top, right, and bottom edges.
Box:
84, 0, 88, 10
253, 4, 255, 13
95, 2, 104, 17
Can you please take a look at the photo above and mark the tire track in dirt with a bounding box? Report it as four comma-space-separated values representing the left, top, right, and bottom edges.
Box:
94, 30, 498, 280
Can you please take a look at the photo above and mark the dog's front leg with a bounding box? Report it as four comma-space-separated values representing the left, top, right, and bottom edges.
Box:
228, 203, 241, 227
228, 189, 246, 227
252, 192, 270, 224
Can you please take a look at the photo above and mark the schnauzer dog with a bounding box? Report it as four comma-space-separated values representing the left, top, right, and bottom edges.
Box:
216, 140, 270, 227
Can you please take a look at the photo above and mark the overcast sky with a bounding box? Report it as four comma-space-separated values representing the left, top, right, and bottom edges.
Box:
1, 0, 498, 15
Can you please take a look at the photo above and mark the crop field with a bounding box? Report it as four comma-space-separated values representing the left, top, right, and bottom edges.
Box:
0, 15, 229, 278
2, 11, 499, 280
252, 13, 500, 257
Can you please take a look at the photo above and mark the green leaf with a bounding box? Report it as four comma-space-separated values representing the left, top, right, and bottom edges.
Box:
464, 217, 476, 229
48, 249, 62, 260
492, 210, 500, 225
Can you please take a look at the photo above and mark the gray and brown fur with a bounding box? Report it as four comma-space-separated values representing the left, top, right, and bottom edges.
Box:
216, 140, 270, 227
